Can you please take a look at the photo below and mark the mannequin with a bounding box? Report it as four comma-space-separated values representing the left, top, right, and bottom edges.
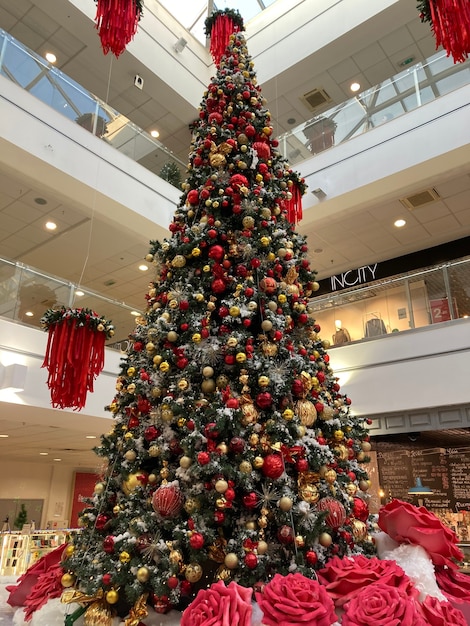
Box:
332, 320, 351, 345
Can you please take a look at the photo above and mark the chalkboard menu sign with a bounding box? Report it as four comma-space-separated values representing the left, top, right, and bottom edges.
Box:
377, 445, 470, 513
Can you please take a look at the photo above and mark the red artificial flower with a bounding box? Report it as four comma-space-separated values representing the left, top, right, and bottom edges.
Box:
341, 582, 424, 626
317, 554, 416, 607
417, 593, 467, 626
378, 499, 463, 568
256, 573, 336, 626
181, 580, 252, 626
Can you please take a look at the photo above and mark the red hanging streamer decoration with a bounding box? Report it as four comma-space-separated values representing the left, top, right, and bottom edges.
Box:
286, 182, 303, 225
41, 308, 114, 411
205, 9, 245, 67
428, 0, 470, 63
94, 0, 142, 58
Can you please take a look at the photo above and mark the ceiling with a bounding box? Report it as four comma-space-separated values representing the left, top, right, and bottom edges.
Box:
0, 0, 470, 468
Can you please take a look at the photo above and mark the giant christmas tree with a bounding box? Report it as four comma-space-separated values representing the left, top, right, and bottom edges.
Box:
62, 9, 375, 623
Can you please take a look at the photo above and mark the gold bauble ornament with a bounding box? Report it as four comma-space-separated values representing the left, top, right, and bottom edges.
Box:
351, 519, 368, 541
299, 484, 319, 504
148, 445, 160, 457
210, 153, 226, 167
167, 331, 178, 342
179, 456, 192, 469
319, 532, 333, 547
202, 366, 214, 378
253, 456, 264, 469
346, 483, 358, 496
122, 471, 148, 495
119, 551, 131, 563
239, 460, 252, 473
178, 379, 189, 391
325, 469, 337, 484
169, 549, 183, 564
261, 342, 278, 356
245, 521, 257, 530
224, 553, 239, 569
171, 255, 186, 268
242, 216, 255, 229
257, 540, 268, 555
258, 515, 268, 529
320, 405, 335, 420
215, 479, 229, 493
333, 444, 349, 461
258, 375, 270, 387
61, 573, 76, 588
359, 480, 370, 491
185, 563, 203, 583
64, 544, 75, 558
295, 399, 317, 427
106, 589, 119, 604
217, 442, 228, 454
261, 319, 273, 332
361, 441, 372, 452
184, 498, 200, 514
249, 433, 259, 446
136, 566, 150, 583
295, 535, 305, 548
279, 496, 293, 511
94, 482, 105, 495
124, 450, 137, 462
202, 378, 216, 393
216, 374, 230, 389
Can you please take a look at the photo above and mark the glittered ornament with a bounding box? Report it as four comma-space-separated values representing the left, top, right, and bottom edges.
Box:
317, 497, 347, 529
185, 563, 203, 582
152, 481, 184, 518
262, 454, 284, 479
295, 398, 317, 426
352, 496, 369, 522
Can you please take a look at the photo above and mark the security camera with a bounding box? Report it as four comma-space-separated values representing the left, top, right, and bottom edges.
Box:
134, 75, 144, 90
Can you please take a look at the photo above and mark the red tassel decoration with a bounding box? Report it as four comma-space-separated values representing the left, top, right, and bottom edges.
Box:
94, 0, 142, 58
286, 182, 303, 225
428, 0, 470, 63
205, 9, 245, 67
41, 308, 114, 411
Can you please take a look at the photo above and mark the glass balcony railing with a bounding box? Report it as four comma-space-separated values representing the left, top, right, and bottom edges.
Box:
2, 253, 469, 354
0, 257, 140, 348
0, 28, 186, 186
310, 256, 470, 348
279, 51, 470, 165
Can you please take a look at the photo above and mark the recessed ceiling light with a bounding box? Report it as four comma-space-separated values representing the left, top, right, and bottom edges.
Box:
314, 248, 323, 254
53, 458, 62, 461
394, 219, 406, 228
86, 435, 97, 439
45, 221, 57, 230
0, 434, 9, 438
40, 452, 49, 456
34, 197, 47, 205
150, 130, 160, 138
131, 311, 140, 316
287, 118, 296, 125
350, 82, 361, 93
25, 311, 34, 317
139, 264, 149, 271
75, 290, 85, 297
45, 52, 57, 63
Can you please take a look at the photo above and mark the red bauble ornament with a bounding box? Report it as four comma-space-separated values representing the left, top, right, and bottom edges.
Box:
291, 379, 304, 397
209, 245, 224, 261
296, 458, 309, 473
244, 552, 258, 569
214, 511, 225, 524
259, 277, 277, 294
144, 426, 159, 442
103, 535, 115, 554
230, 437, 245, 453
95, 514, 109, 530
305, 550, 318, 566
189, 532, 205, 549
180, 580, 192, 595
187, 190, 199, 205
277, 525, 294, 544
211, 278, 226, 294
317, 497, 347, 529
154, 595, 170, 614
136, 533, 151, 553
253, 141, 271, 160
243, 492, 258, 509
262, 454, 284, 479
197, 451, 210, 465
167, 576, 179, 590
352, 497, 369, 522
256, 391, 272, 409
152, 482, 184, 518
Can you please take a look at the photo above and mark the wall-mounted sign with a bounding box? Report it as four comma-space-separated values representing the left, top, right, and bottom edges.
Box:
330, 264, 378, 291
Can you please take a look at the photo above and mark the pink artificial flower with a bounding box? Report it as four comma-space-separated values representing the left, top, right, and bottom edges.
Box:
418, 594, 467, 626
317, 554, 416, 607
256, 572, 336, 626
180, 580, 252, 626
341, 582, 424, 626
378, 499, 463, 568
